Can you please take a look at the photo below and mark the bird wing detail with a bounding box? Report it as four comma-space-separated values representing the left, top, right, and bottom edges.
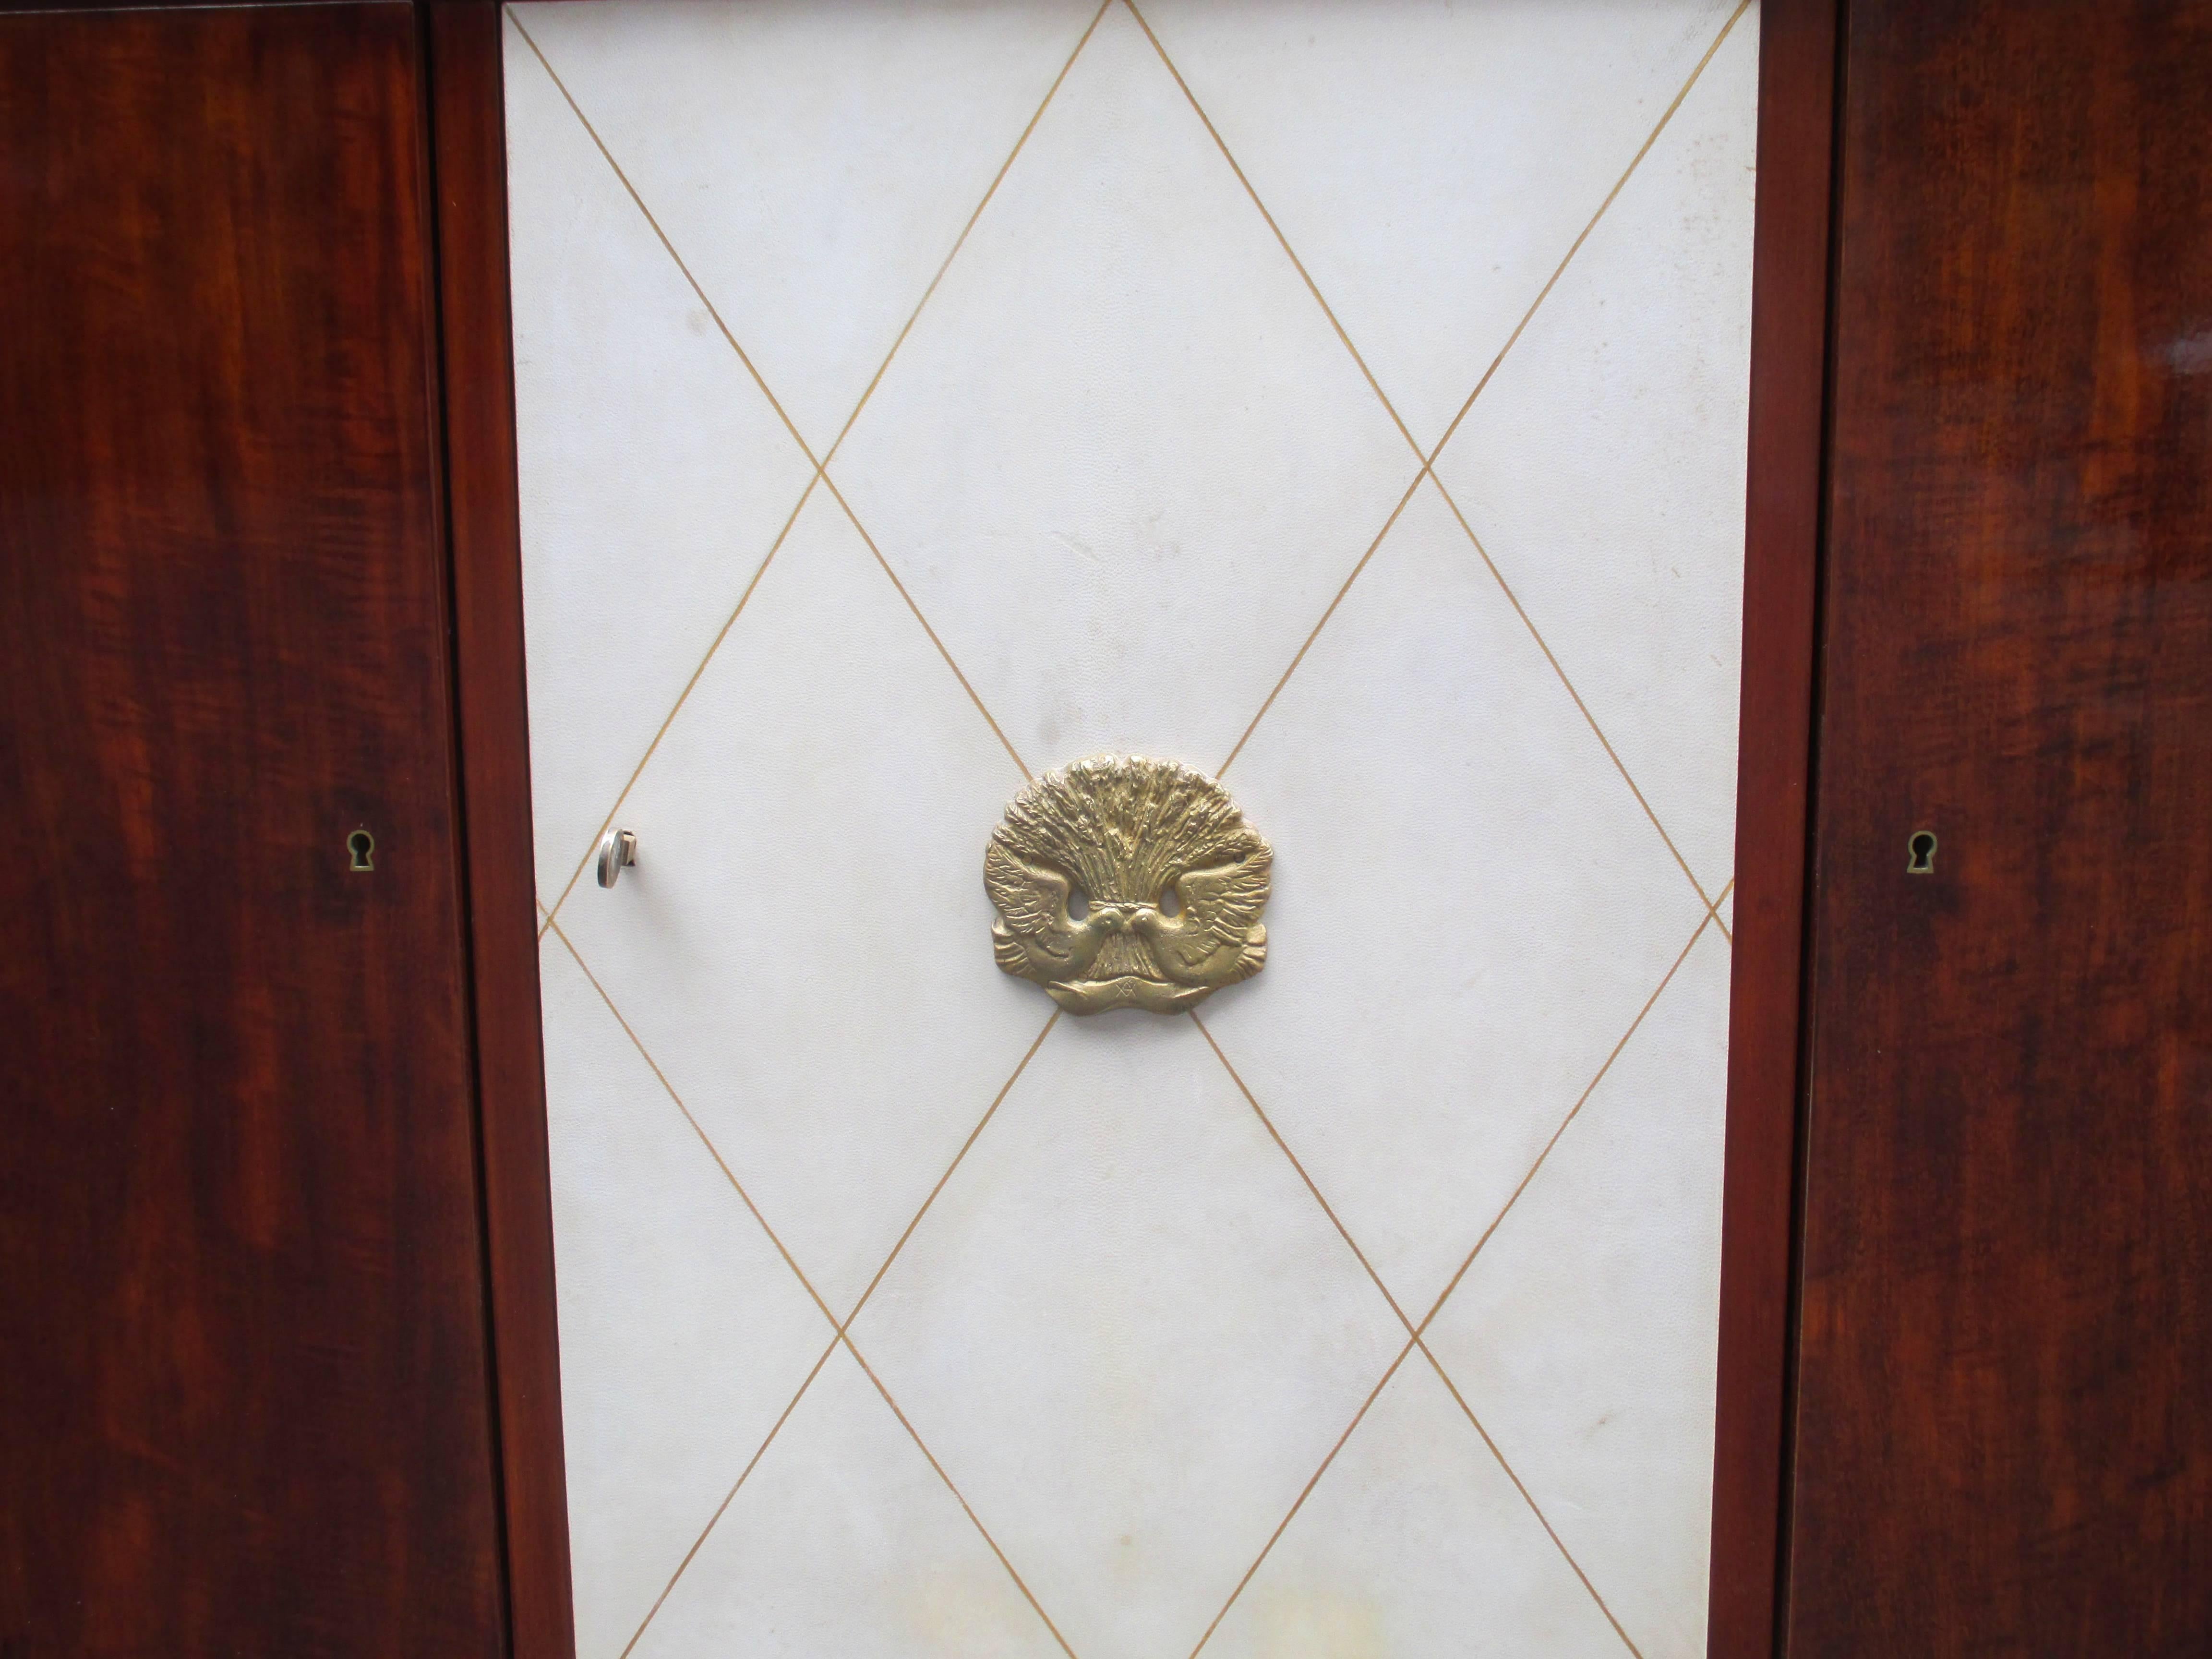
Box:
986, 843, 1072, 948
1176, 848, 1271, 947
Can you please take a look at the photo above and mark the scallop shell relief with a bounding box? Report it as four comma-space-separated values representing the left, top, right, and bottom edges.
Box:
985, 755, 1270, 1014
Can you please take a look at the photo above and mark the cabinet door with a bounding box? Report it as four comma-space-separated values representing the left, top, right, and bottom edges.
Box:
501, 5, 1764, 1657
0, 5, 506, 1653
1791, 2, 2212, 1652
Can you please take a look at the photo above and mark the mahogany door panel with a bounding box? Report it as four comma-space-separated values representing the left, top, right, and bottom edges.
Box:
0, 5, 507, 1653
1790, 2, 2212, 1653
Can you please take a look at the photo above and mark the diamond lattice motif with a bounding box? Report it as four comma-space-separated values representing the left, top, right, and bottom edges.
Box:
1204, 1354, 1635, 1659
537, 935, 829, 1659
505, 0, 1761, 1653
1427, 924, 1735, 1659
1434, 12, 1761, 897
853, 1015, 1408, 1659
831, 0, 1414, 770
1202, 477, 1710, 1316
515, 0, 1101, 457
633, 1345, 1069, 1659
1136, 0, 1743, 455
554, 487, 1045, 1318
505, 24, 817, 905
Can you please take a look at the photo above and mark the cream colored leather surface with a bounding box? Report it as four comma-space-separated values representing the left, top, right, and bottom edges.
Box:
508, 2, 1757, 1654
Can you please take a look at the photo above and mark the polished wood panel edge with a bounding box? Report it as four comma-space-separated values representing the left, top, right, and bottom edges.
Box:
425, 4, 577, 1655
1707, 0, 1840, 1655
0, 0, 402, 13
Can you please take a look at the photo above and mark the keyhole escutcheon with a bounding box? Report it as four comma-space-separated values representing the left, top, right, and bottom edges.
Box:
1906, 830, 1936, 875
348, 830, 376, 872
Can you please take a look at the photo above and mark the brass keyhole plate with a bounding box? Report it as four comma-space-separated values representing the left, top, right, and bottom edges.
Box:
1907, 830, 1937, 875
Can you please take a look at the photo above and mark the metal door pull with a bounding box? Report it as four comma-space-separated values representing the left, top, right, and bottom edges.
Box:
596, 828, 637, 889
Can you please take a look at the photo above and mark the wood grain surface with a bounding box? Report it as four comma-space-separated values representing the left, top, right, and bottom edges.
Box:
0, 5, 507, 1652
1705, 1, 1839, 1654
1788, 3, 2212, 1653
425, 2, 579, 1653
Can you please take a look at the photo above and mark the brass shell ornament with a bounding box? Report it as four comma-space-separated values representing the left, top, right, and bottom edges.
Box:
986, 755, 1270, 1014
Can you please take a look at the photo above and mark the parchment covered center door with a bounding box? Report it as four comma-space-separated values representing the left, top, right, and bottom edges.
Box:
505, 3, 1758, 1655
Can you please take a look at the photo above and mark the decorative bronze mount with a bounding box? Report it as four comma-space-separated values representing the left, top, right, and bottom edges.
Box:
985, 755, 1270, 1014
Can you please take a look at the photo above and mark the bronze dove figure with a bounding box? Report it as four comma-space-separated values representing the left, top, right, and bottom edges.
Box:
986, 842, 1129, 986
1126, 848, 1271, 987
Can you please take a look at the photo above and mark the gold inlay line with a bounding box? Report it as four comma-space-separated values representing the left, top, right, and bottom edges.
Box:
1187, 910, 1712, 1654
1123, 0, 1423, 463
1192, 1009, 1645, 1658
836, 1010, 1060, 1327
507, 10, 821, 470
661, 1009, 1066, 1653
519, 0, 1094, 920
1182, 1331, 1420, 1659
1415, 1343, 1647, 1659
614, 1332, 841, 1659
817, 471, 1032, 781
1426, 0, 1754, 468
1428, 474, 1728, 917
1214, 0, 1754, 925
816, 0, 1113, 475
539, 477, 821, 938
514, 2, 830, 932
1192, 1013, 1410, 1332
558, 910, 1066, 1655
1218, 468, 1424, 777
808, 1016, 1074, 1656
1415, 912, 1714, 1337
547, 918, 836, 1325
839, 1328, 1083, 1659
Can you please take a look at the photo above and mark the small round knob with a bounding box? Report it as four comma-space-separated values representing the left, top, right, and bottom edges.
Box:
596, 828, 637, 889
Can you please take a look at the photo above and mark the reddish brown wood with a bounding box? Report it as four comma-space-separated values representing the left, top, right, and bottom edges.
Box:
1706, 2, 1840, 1656
1788, 3, 2212, 1654
425, 4, 577, 1655
0, 5, 506, 1653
